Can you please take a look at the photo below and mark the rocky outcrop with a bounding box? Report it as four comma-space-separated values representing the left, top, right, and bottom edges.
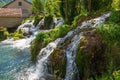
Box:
76, 30, 108, 80
50, 49, 66, 79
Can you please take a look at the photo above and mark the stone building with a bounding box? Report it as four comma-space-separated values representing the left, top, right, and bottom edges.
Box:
0, 0, 32, 28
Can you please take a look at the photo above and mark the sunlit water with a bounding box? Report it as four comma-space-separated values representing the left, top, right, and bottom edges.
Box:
0, 39, 33, 80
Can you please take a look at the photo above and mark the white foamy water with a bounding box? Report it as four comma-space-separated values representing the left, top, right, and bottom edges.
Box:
65, 34, 82, 80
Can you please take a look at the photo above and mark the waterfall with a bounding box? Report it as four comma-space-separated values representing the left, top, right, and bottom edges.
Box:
16, 13, 111, 80
65, 34, 82, 80
64, 13, 111, 80
0, 18, 45, 80
17, 27, 76, 80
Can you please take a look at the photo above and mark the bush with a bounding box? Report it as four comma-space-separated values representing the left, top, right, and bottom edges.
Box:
0, 27, 9, 41
113, 70, 120, 80
97, 22, 120, 47
96, 22, 120, 79
12, 29, 24, 40
109, 11, 120, 23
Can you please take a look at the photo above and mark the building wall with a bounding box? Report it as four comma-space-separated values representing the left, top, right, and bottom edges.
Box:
5, 0, 32, 17
0, 17, 23, 28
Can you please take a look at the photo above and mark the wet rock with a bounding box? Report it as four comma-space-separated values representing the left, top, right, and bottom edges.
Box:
50, 48, 66, 79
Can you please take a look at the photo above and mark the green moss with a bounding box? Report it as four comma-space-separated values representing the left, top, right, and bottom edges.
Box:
50, 49, 66, 78
75, 22, 120, 80
76, 31, 111, 80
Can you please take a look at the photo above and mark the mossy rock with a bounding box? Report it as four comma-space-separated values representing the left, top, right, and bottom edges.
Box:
30, 39, 43, 61
50, 48, 66, 79
76, 30, 109, 80
44, 15, 54, 29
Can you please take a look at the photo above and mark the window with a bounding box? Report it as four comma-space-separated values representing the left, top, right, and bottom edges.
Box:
18, 2, 22, 6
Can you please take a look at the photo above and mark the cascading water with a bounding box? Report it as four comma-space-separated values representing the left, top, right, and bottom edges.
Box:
16, 13, 110, 80
0, 19, 44, 80
65, 34, 82, 80
64, 13, 110, 80
0, 13, 110, 80
17, 28, 76, 80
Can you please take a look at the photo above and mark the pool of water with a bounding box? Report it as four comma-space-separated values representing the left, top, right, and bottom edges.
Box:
0, 39, 33, 80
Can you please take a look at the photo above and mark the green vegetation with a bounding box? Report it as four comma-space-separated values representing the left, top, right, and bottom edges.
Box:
44, 15, 54, 29
0, 27, 24, 41
109, 11, 120, 23
113, 70, 120, 80
32, 0, 44, 14
96, 23, 120, 80
112, 0, 120, 11
30, 0, 120, 79
11, 29, 24, 40
75, 11, 120, 80
0, 27, 9, 41
30, 13, 88, 61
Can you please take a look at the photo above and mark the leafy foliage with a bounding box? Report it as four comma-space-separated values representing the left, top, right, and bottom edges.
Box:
0, 27, 9, 41
32, 0, 44, 14
97, 22, 120, 47
113, 70, 120, 80
109, 11, 120, 23
112, 0, 120, 11
12, 29, 24, 40
44, 0, 60, 16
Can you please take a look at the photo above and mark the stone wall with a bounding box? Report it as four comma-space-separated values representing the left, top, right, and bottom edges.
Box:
0, 17, 23, 28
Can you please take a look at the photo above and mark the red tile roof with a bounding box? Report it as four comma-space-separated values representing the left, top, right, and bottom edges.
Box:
0, 8, 22, 17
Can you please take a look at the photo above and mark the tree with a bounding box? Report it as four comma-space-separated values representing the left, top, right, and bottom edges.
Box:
44, 0, 60, 16
60, 0, 81, 24
32, 0, 44, 14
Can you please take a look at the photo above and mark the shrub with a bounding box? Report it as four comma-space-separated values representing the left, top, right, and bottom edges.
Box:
109, 11, 120, 23
0, 27, 9, 41
97, 22, 120, 47
96, 22, 120, 79
113, 70, 120, 80
12, 29, 24, 40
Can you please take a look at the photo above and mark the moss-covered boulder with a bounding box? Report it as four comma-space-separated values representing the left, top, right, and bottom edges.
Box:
50, 48, 66, 79
76, 30, 109, 80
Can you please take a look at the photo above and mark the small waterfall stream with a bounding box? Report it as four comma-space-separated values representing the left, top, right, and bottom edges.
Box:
65, 34, 82, 80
